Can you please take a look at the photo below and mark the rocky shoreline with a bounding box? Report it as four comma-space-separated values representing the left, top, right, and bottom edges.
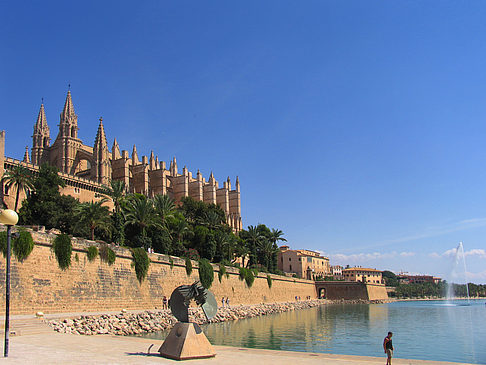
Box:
49, 299, 387, 336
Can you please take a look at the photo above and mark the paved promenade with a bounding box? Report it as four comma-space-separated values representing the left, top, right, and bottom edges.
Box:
0, 331, 474, 365
0, 315, 475, 365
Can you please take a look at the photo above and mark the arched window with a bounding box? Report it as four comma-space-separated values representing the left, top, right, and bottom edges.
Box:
71, 126, 76, 138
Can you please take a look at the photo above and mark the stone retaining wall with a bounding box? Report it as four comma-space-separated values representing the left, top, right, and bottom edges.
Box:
0, 229, 317, 315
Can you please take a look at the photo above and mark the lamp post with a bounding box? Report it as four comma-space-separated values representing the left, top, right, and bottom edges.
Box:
0, 209, 18, 357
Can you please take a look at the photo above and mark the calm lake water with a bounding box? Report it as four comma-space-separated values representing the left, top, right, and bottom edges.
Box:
140, 300, 486, 364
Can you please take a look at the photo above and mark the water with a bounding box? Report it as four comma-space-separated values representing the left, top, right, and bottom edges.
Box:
140, 300, 486, 364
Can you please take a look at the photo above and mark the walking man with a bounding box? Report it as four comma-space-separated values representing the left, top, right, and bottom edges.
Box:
383, 331, 394, 365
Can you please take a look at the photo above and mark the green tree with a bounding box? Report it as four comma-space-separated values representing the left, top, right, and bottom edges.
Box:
240, 225, 262, 267
19, 164, 79, 232
1, 165, 34, 211
153, 194, 176, 225
123, 195, 158, 248
105, 180, 127, 244
75, 199, 111, 240
382, 271, 399, 287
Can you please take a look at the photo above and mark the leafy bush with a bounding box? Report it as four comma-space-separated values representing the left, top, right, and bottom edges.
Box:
52, 234, 72, 270
198, 259, 214, 289
183, 248, 200, 260
267, 274, 272, 289
218, 263, 227, 283
185, 257, 193, 276
87, 246, 98, 262
99, 244, 116, 265
12, 229, 34, 262
238, 267, 245, 281
0, 231, 10, 258
245, 268, 255, 288
0, 230, 35, 262
131, 247, 150, 283
238, 267, 255, 288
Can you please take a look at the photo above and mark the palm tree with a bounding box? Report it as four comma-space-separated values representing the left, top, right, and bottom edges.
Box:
105, 180, 126, 214
104, 180, 127, 244
257, 239, 279, 271
269, 228, 286, 246
1, 166, 34, 211
123, 195, 158, 238
202, 210, 224, 230
153, 194, 175, 225
245, 225, 262, 267
75, 199, 111, 240
169, 217, 191, 245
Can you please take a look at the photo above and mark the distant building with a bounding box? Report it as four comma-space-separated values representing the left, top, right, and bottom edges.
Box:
331, 265, 343, 280
343, 267, 383, 284
397, 274, 441, 285
278, 245, 330, 280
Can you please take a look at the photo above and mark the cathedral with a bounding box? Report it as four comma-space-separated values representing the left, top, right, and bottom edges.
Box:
0, 90, 242, 231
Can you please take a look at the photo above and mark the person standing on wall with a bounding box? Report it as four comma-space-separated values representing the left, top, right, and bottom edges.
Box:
383, 331, 394, 365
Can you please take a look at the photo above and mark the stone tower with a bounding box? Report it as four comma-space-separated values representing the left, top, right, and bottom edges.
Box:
31, 103, 50, 165
92, 118, 111, 185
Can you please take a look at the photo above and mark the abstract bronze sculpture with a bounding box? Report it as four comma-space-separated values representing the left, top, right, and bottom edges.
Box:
159, 282, 218, 360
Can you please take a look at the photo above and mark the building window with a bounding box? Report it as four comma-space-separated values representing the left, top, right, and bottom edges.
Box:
289, 258, 291, 261
290, 264, 292, 271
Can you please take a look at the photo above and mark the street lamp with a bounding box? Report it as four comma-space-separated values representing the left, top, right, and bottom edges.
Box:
0, 209, 18, 357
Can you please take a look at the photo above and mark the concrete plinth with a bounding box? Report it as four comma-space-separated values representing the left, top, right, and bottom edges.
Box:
158, 322, 216, 360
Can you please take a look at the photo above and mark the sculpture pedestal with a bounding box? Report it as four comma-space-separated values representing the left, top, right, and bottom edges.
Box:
158, 322, 216, 360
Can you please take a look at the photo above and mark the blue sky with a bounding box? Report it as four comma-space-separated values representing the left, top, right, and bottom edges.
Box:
2, 1, 486, 282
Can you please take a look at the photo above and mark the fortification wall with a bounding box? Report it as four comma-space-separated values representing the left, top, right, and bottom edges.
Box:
366, 283, 389, 300
0, 230, 317, 315
316, 281, 388, 301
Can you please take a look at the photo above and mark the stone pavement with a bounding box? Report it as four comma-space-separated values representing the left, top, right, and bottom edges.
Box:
0, 331, 474, 365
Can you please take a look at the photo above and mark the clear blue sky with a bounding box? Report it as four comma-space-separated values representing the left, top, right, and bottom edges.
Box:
2, 1, 486, 282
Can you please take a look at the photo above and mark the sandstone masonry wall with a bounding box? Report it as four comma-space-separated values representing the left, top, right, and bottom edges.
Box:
0, 230, 317, 315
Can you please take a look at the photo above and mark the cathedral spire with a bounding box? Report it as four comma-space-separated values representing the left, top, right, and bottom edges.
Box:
58, 89, 78, 139
23, 146, 30, 163
92, 117, 111, 185
132, 145, 139, 165
61, 90, 75, 119
149, 151, 156, 170
94, 117, 107, 147
226, 176, 231, 190
112, 138, 121, 159
235, 176, 240, 192
36, 103, 48, 129
170, 156, 178, 175
32, 102, 50, 165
